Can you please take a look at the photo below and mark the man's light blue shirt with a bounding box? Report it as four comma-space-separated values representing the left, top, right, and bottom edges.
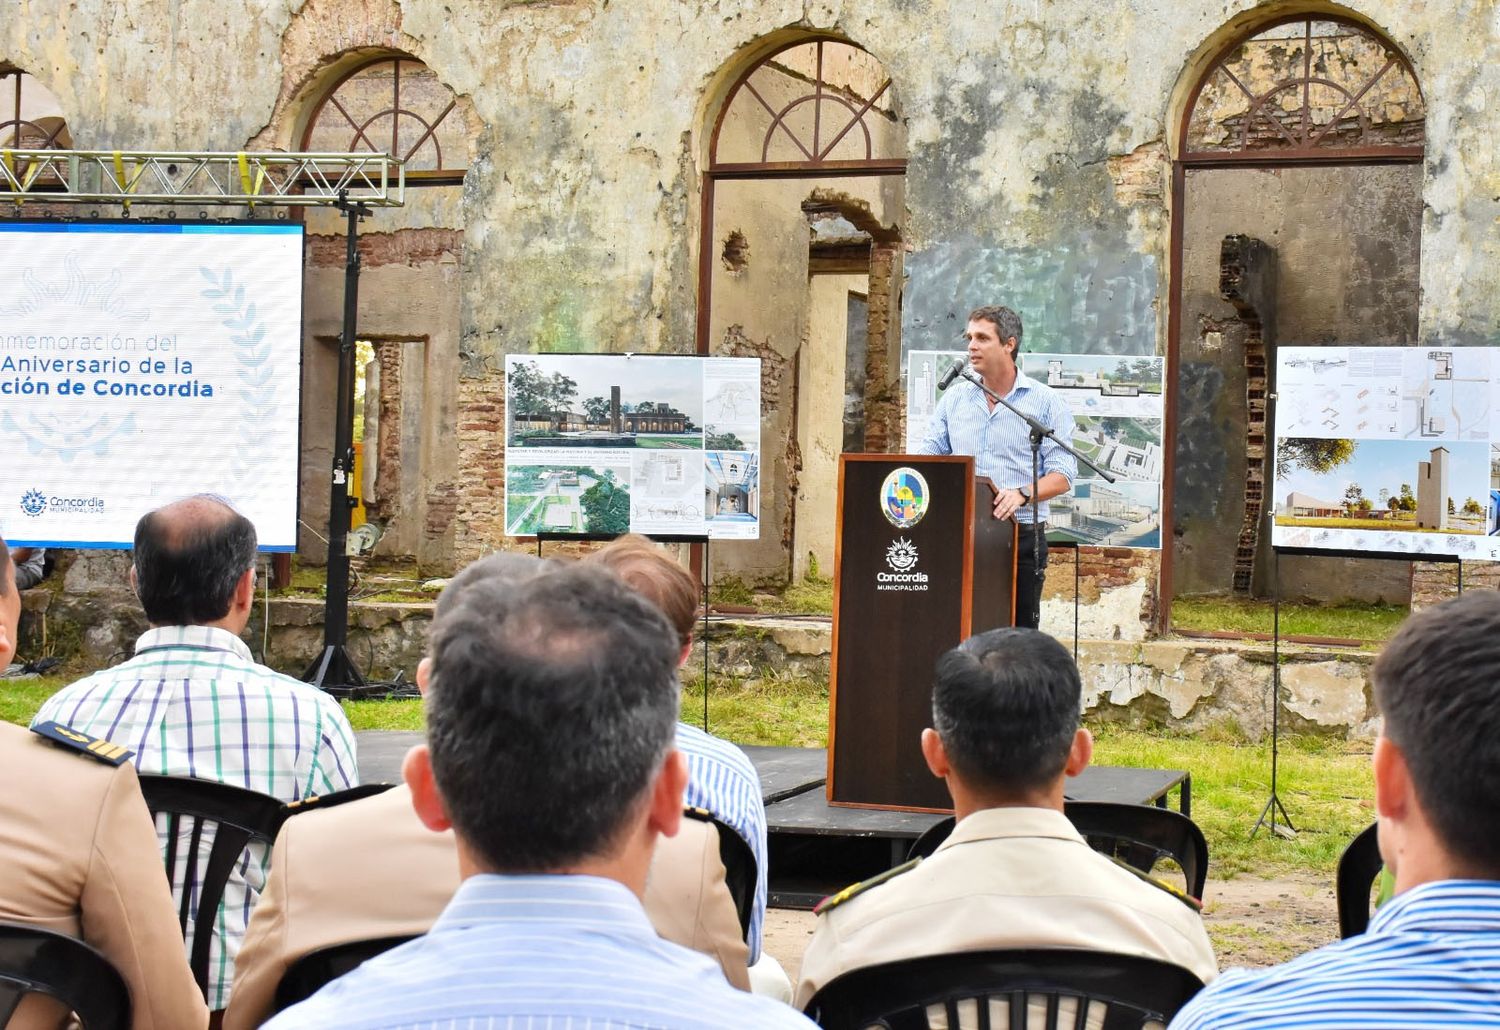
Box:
917, 372, 1077, 523
677, 722, 768, 963
264, 874, 816, 1030
1169, 879, 1500, 1028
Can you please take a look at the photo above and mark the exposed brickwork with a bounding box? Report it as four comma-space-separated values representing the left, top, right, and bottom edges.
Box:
1045, 547, 1160, 626
451, 367, 508, 563
1218, 234, 1275, 593
306, 228, 464, 269
720, 325, 794, 552
371, 340, 405, 517
862, 243, 902, 453
1410, 560, 1500, 611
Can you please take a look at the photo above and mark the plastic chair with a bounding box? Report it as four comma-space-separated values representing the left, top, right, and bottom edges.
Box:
137, 775, 289, 998
905, 803, 1208, 899
273, 935, 417, 1012
1335, 822, 1382, 938
803, 948, 1205, 1030
0, 923, 130, 1030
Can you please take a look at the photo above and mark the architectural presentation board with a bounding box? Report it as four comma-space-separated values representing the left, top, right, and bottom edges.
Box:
905, 350, 1165, 548
504, 353, 761, 539
0, 221, 304, 550
1272, 345, 1500, 560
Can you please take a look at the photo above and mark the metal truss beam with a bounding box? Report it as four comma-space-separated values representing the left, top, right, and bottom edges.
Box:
0, 149, 404, 206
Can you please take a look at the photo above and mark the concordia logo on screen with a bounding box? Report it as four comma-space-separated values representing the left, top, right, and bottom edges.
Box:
20, 490, 46, 517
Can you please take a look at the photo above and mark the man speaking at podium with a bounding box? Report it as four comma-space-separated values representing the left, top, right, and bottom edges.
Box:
917, 305, 1076, 629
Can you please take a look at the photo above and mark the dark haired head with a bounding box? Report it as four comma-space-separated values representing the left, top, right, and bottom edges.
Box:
424, 563, 681, 872
586, 535, 699, 650
932, 627, 1080, 796
434, 551, 557, 620
968, 305, 1024, 359
0, 536, 11, 598
1372, 590, 1500, 876
132, 495, 257, 625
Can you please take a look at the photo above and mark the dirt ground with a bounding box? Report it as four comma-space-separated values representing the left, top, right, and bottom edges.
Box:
762, 871, 1340, 984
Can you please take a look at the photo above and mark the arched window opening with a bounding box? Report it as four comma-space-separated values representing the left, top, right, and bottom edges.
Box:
710, 39, 903, 173
302, 57, 465, 182
1182, 16, 1424, 161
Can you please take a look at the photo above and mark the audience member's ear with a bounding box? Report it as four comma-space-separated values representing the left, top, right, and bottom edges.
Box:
677, 640, 693, 669
1062, 727, 1093, 777
233, 566, 256, 610
647, 749, 689, 840
921, 728, 950, 780
403, 745, 453, 833
1373, 734, 1411, 873
415, 656, 432, 696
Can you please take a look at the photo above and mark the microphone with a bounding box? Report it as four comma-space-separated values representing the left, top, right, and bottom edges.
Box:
937, 359, 968, 391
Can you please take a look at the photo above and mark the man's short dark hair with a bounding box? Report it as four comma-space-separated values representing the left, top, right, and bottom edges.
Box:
132, 496, 257, 625
425, 563, 682, 872
1372, 589, 1500, 876
968, 305, 1024, 358
932, 627, 1080, 795
0, 536, 11, 598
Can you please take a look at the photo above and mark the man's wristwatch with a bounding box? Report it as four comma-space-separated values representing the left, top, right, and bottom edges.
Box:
1016, 485, 1032, 503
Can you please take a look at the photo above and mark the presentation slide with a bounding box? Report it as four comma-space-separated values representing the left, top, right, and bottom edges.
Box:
1272, 345, 1500, 560
0, 221, 304, 550
906, 350, 1165, 548
504, 353, 761, 540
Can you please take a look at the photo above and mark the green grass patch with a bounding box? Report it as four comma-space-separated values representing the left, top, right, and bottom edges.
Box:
1172, 596, 1407, 641
0, 676, 69, 726
635, 436, 700, 449
681, 671, 829, 748
343, 698, 424, 731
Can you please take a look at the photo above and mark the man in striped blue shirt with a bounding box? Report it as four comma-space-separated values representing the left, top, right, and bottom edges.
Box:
269, 562, 813, 1029
918, 305, 1076, 629
32, 495, 357, 1010
1171, 590, 1500, 1029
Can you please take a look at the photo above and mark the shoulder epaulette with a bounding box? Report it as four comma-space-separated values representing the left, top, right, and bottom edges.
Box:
31, 721, 133, 766
683, 806, 714, 823
1107, 855, 1203, 912
814, 858, 922, 916
283, 782, 396, 814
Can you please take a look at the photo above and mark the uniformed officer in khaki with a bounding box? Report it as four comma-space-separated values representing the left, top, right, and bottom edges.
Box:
795, 628, 1217, 1009
225, 783, 748, 1028
226, 551, 749, 1028
0, 538, 208, 1030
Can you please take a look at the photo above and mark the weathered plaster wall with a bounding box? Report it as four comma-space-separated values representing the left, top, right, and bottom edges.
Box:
6, 0, 1500, 610
1174, 164, 1422, 602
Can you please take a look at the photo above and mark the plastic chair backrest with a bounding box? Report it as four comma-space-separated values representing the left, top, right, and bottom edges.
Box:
0, 923, 131, 1030
803, 947, 1205, 1030
1335, 822, 1382, 938
136, 775, 289, 998
705, 813, 758, 942
273, 934, 417, 1013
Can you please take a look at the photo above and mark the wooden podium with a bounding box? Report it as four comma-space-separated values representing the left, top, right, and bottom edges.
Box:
827, 455, 1017, 811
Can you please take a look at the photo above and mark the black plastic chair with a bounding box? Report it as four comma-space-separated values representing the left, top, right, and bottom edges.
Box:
0, 923, 130, 1030
803, 948, 1205, 1030
1335, 822, 1382, 938
905, 802, 1208, 899
273, 935, 417, 1012
706, 813, 758, 943
137, 775, 289, 998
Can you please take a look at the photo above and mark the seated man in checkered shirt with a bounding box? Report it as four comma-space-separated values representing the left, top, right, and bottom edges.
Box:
33, 494, 358, 1012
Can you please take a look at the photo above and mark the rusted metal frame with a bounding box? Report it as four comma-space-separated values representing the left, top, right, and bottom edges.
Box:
709, 158, 906, 178
813, 40, 824, 163
391, 59, 402, 160
1218, 65, 1302, 151
763, 93, 867, 165
327, 96, 379, 153
403, 99, 456, 166
742, 79, 816, 163
8, 71, 18, 131
1301, 18, 1313, 143
695, 173, 716, 354
1247, 78, 1364, 150
1307, 55, 1396, 148
1180, 145, 1422, 165
817, 78, 891, 162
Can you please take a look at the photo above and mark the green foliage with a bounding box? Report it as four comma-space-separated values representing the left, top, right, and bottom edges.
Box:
1172, 596, 1407, 641
579, 476, 630, 534
1463, 496, 1483, 516
0, 677, 68, 726
705, 426, 745, 449
1276, 438, 1356, 481
709, 576, 755, 606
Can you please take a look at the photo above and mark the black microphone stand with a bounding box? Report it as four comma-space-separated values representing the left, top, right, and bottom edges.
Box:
952, 366, 1115, 585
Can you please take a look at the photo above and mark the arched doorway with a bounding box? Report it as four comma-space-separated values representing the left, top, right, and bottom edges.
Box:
1166, 14, 1425, 621
699, 37, 906, 583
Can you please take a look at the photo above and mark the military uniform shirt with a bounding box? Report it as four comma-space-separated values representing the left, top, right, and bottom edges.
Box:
32, 625, 358, 1008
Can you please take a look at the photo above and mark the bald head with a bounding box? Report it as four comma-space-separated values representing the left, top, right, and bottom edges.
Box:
133, 494, 257, 626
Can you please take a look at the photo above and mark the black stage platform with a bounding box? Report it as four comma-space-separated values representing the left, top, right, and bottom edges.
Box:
355, 734, 1190, 908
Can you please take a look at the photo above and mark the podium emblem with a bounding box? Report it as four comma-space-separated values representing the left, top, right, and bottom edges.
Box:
880, 467, 930, 528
